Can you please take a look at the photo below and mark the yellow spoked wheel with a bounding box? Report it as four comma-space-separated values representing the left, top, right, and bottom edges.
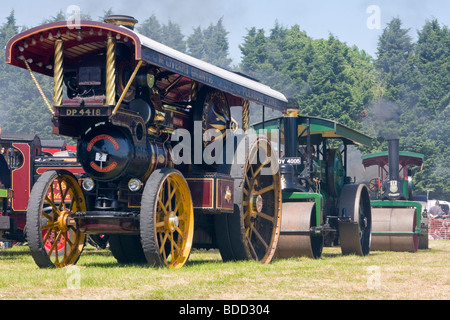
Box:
27, 170, 86, 268
140, 168, 194, 268
241, 136, 282, 262
215, 135, 282, 263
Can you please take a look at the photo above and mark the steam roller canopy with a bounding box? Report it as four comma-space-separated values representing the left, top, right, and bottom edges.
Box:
78, 125, 132, 181
371, 207, 418, 252
275, 202, 323, 259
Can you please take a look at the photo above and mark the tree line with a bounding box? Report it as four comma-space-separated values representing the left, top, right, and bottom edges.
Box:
0, 9, 448, 199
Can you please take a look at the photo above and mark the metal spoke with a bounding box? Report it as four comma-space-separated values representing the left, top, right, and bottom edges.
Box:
257, 211, 275, 223
253, 158, 270, 177
159, 232, 169, 254
257, 184, 274, 195
45, 197, 61, 216
169, 232, 175, 261
252, 227, 269, 250
47, 231, 62, 258
246, 234, 258, 260
42, 221, 57, 230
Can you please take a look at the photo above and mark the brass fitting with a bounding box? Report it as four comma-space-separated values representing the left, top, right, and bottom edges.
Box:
105, 35, 117, 106
53, 39, 64, 106
242, 99, 249, 132
284, 108, 300, 118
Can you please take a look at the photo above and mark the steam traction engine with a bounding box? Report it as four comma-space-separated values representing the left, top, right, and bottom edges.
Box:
6, 16, 286, 268
0, 134, 83, 244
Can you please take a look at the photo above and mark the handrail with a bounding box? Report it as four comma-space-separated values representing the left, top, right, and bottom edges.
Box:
20, 56, 54, 116
111, 60, 143, 116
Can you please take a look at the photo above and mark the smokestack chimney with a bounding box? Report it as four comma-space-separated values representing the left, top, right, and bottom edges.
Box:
382, 138, 405, 200
104, 15, 138, 30
388, 139, 399, 181
279, 109, 303, 192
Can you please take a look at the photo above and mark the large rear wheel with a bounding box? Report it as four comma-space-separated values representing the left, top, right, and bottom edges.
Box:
215, 135, 282, 263
27, 170, 86, 268
140, 168, 194, 268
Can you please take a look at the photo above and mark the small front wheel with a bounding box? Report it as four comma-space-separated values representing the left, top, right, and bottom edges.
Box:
140, 168, 194, 268
27, 170, 86, 268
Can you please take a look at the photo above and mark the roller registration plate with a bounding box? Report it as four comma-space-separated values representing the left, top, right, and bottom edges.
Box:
279, 157, 302, 165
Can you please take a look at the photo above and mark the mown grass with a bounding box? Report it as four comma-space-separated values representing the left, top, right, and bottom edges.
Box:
0, 241, 448, 300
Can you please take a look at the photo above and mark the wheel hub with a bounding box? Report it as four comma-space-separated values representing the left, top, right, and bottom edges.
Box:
254, 194, 263, 213
166, 212, 179, 232
249, 180, 264, 215
248, 192, 264, 225
56, 210, 75, 232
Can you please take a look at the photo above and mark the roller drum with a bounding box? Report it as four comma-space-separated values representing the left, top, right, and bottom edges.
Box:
371, 207, 418, 252
338, 184, 372, 256
275, 202, 323, 259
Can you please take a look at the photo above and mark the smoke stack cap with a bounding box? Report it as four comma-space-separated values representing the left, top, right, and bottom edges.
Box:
104, 15, 138, 30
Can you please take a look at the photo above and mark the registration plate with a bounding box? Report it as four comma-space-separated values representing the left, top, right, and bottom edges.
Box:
61, 107, 109, 117
279, 157, 302, 165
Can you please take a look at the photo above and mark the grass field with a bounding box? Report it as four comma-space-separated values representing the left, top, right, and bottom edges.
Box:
0, 240, 448, 300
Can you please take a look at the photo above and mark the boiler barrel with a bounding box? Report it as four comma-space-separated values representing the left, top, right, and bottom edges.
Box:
77, 124, 170, 182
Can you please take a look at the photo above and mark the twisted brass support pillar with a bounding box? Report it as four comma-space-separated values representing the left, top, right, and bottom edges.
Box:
105, 35, 117, 106
190, 80, 199, 102
242, 99, 249, 132
53, 39, 64, 106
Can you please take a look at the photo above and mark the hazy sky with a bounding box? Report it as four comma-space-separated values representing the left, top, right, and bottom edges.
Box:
2, 0, 449, 64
